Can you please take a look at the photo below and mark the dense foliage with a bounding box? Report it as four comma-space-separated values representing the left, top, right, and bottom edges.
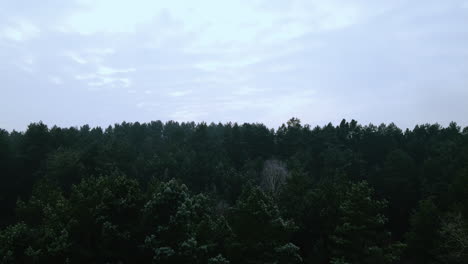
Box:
1, 118, 467, 263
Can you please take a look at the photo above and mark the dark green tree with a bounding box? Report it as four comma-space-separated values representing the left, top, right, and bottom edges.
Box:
404, 197, 440, 264
227, 185, 302, 264
67, 172, 143, 262
330, 181, 405, 264
142, 179, 230, 264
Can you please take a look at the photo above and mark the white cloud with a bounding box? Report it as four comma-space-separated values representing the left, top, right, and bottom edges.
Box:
49, 76, 63, 85
22, 56, 35, 65
194, 57, 263, 72
1, 19, 40, 42
64, 0, 369, 49
85, 48, 115, 55
265, 64, 296, 73
15, 64, 34, 73
97, 65, 136, 75
65, 52, 88, 64
87, 77, 131, 88
1, 0, 468, 130
136, 101, 160, 109
75, 73, 132, 89
74, 74, 95, 80
12, 56, 36, 73
66, 0, 163, 34
232, 86, 266, 96
118, 78, 131, 88
170, 109, 207, 121
168, 90, 192, 97
69, 59, 135, 90
63, 50, 117, 66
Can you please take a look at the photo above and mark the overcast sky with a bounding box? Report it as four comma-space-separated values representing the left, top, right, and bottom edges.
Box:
1, 0, 468, 131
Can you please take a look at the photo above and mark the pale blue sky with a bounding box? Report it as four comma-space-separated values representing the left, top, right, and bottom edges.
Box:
1, 0, 468, 131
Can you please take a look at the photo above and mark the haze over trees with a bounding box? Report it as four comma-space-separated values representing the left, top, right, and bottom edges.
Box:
1, 118, 468, 263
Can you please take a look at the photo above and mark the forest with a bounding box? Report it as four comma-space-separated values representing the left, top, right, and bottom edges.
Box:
0, 118, 467, 264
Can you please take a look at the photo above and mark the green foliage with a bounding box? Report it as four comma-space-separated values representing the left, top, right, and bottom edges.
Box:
142, 179, 223, 263
227, 185, 302, 263
405, 197, 441, 263
2, 179, 72, 263
208, 254, 230, 264
1, 119, 467, 263
330, 181, 404, 264
45, 148, 85, 191
0, 222, 37, 263
438, 212, 468, 264
68, 171, 143, 262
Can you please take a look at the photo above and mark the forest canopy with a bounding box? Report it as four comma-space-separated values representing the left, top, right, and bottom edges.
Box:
1, 118, 468, 264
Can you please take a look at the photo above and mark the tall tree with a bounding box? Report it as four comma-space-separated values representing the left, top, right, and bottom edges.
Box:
227, 185, 302, 264
330, 181, 405, 264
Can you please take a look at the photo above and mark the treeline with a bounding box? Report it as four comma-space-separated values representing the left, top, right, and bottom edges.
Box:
0, 118, 467, 263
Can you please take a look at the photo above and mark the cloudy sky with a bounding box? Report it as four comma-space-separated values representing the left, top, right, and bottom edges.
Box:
1, 0, 468, 131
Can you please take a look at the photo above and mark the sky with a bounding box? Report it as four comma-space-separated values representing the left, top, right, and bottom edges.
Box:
1, 0, 468, 131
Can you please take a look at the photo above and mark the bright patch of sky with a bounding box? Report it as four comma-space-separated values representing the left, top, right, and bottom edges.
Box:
1, 0, 468, 131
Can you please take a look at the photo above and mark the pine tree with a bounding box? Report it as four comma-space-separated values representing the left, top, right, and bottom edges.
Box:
330, 181, 405, 264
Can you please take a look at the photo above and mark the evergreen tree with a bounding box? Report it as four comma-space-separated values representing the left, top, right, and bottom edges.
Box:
405, 197, 441, 263
227, 185, 302, 264
330, 181, 405, 264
